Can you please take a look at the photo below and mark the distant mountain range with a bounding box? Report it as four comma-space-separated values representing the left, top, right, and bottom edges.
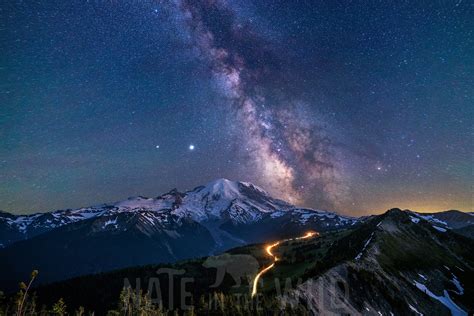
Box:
0, 179, 472, 294
0, 179, 358, 289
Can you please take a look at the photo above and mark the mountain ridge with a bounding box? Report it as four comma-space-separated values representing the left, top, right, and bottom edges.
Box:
280, 208, 474, 315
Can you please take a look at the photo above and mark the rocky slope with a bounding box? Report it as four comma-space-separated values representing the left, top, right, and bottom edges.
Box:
285, 209, 473, 315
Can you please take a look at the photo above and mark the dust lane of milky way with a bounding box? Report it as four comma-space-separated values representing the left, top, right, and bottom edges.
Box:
173, 0, 350, 208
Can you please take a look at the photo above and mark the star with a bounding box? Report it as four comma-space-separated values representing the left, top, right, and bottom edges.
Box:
1, 0, 471, 216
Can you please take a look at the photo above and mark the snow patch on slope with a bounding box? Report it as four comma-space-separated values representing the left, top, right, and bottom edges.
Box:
413, 281, 466, 316
103, 217, 118, 229
355, 232, 374, 260
408, 304, 423, 316
416, 214, 449, 227
410, 215, 420, 224
451, 274, 464, 295
433, 225, 447, 232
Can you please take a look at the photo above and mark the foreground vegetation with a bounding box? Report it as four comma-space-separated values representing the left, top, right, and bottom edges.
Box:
0, 270, 309, 315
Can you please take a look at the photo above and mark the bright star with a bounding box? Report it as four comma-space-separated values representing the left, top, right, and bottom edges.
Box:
189, 144, 195, 151
155, 145, 160, 149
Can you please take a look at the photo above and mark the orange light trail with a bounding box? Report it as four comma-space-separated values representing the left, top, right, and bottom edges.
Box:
251, 231, 318, 297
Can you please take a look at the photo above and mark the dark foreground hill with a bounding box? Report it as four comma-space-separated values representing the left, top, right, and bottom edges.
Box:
3, 208, 471, 315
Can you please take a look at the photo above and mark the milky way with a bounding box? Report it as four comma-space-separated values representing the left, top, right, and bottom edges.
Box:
173, 0, 350, 208
2, 0, 472, 215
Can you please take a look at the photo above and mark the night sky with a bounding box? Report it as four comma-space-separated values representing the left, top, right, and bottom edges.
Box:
1, 0, 472, 216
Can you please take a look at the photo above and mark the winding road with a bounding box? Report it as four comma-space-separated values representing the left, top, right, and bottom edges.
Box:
251, 231, 318, 297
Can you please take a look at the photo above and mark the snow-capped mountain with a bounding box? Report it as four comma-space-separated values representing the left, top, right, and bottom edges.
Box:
406, 210, 474, 238
163, 178, 292, 222
221, 207, 358, 242
410, 210, 473, 229
0, 179, 357, 249
0, 179, 358, 289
